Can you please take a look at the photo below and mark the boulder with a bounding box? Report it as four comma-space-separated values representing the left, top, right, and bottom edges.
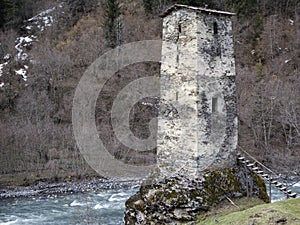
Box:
124, 165, 269, 224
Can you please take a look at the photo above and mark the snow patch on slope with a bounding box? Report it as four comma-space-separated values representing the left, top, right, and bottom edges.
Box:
15, 36, 36, 61
0, 62, 8, 77
15, 68, 28, 81
0, 5, 59, 87
27, 7, 55, 31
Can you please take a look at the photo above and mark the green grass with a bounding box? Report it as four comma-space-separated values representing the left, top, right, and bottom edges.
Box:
196, 198, 300, 225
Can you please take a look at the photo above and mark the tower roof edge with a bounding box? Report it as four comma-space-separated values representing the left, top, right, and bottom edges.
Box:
160, 4, 236, 18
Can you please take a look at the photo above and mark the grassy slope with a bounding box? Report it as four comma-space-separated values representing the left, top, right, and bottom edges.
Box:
196, 198, 300, 225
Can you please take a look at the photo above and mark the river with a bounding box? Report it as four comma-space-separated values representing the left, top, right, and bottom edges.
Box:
0, 186, 138, 225
0, 181, 299, 225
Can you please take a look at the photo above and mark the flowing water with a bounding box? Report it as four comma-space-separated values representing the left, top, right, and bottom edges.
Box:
0, 186, 138, 225
267, 181, 300, 202
1, 182, 300, 225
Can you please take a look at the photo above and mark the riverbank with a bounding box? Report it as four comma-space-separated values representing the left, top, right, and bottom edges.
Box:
0, 176, 140, 199
1, 171, 299, 200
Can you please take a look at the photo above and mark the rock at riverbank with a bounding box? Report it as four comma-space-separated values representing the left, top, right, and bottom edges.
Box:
124, 165, 269, 224
0, 178, 139, 199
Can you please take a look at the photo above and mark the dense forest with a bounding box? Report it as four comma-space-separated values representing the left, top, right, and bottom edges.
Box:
0, 0, 299, 186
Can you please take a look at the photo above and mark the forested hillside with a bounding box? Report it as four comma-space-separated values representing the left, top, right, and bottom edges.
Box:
0, 0, 299, 186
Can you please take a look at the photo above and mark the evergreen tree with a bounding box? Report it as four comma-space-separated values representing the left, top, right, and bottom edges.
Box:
16, 0, 35, 22
103, 0, 122, 48
67, 0, 86, 17
171, 0, 221, 9
225, 0, 258, 17
0, 0, 7, 27
142, 0, 153, 13
0, 0, 15, 27
0, 0, 35, 28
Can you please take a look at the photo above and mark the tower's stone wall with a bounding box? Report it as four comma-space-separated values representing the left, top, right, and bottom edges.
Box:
124, 7, 268, 225
157, 6, 238, 176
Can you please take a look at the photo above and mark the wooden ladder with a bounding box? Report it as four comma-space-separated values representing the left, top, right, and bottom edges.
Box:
237, 150, 297, 199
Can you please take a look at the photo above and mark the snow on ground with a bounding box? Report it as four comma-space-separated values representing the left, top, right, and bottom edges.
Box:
3, 54, 11, 60
285, 59, 291, 64
0, 62, 8, 77
0, 6, 58, 88
15, 68, 28, 81
27, 7, 55, 31
15, 36, 36, 61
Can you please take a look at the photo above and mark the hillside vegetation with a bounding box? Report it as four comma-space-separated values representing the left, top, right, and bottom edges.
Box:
0, 0, 299, 185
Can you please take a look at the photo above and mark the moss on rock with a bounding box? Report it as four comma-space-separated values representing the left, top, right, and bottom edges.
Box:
253, 173, 269, 203
124, 164, 269, 224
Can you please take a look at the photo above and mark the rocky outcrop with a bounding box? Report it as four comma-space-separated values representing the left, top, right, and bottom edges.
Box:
124, 165, 269, 224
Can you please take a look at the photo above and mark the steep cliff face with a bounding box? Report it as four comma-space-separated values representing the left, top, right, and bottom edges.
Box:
124, 165, 269, 224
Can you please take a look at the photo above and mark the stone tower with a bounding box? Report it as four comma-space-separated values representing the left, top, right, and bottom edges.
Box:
157, 5, 238, 176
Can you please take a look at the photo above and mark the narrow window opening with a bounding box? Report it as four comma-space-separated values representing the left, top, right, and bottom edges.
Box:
212, 97, 218, 113
213, 22, 218, 35
178, 24, 182, 33
176, 92, 179, 101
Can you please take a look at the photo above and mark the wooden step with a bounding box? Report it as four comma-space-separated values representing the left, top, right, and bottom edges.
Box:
275, 183, 283, 188
279, 186, 287, 191
271, 180, 278, 185
261, 174, 269, 178
288, 193, 297, 198
285, 190, 292, 194
238, 157, 245, 161
247, 163, 255, 167
240, 160, 250, 164
256, 170, 264, 174
252, 167, 259, 171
